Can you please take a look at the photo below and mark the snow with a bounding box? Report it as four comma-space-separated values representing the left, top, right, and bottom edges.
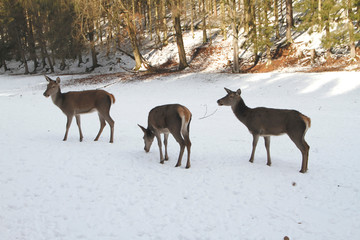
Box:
1, 71, 360, 239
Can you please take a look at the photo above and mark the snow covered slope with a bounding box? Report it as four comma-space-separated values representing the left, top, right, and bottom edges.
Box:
1, 72, 360, 240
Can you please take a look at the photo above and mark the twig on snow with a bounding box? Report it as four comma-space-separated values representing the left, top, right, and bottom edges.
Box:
199, 104, 218, 120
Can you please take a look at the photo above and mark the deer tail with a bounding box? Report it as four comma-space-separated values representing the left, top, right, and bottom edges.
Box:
301, 114, 311, 130
108, 93, 115, 104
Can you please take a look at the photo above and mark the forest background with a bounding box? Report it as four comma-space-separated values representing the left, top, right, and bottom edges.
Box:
0, 0, 359, 75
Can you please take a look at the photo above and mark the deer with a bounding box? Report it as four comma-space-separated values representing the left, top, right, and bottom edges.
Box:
138, 104, 192, 169
43, 75, 115, 143
217, 88, 311, 173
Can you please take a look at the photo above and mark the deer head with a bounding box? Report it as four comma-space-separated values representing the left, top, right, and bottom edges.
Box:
43, 76, 61, 98
217, 88, 242, 107
138, 124, 155, 152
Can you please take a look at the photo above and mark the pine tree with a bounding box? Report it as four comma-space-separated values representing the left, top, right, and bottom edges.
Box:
295, 0, 321, 33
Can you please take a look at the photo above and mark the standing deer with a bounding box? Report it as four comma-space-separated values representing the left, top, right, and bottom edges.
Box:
217, 88, 311, 173
138, 104, 192, 169
43, 75, 115, 143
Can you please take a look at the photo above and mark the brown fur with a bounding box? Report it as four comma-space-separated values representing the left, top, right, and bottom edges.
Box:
43, 76, 115, 143
177, 105, 191, 123
138, 104, 192, 169
107, 93, 116, 104
217, 88, 310, 173
301, 114, 311, 129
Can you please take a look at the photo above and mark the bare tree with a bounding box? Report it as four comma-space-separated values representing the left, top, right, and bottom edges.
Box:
171, 0, 189, 70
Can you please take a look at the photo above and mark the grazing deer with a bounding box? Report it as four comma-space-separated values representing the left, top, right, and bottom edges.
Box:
217, 88, 311, 173
43, 75, 115, 143
138, 104, 192, 169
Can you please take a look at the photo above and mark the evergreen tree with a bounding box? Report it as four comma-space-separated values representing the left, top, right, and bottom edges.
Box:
296, 0, 321, 33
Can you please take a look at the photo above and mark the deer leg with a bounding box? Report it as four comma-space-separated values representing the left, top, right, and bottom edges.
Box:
100, 112, 115, 143
288, 132, 310, 173
264, 136, 271, 166
63, 115, 73, 141
299, 140, 310, 173
304, 141, 310, 172
75, 115, 84, 142
249, 134, 259, 163
184, 134, 191, 169
94, 114, 106, 142
99, 108, 115, 143
155, 134, 165, 164
181, 128, 191, 169
172, 131, 185, 168
164, 133, 169, 160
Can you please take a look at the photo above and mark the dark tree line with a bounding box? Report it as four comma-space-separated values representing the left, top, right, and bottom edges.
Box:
0, 0, 359, 74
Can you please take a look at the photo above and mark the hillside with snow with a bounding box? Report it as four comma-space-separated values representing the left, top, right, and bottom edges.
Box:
1, 71, 360, 239
1, 28, 359, 75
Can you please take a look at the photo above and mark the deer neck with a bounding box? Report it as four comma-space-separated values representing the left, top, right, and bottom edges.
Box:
232, 98, 250, 122
51, 89, 63, 108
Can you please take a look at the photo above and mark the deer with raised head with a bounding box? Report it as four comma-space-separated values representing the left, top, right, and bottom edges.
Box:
138, 104, 192, 169
43, 75, 115, 143
217, 88, 311, 173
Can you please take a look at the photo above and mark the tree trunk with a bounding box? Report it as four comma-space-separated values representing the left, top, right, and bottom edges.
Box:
162, 0, 168, 45
250, 0, 259, 65
78, 52, 83, 67
220, 0, 227, 39
325, 17, 331, 58
191, 0, 195, 38
286, 0, 294, 43
348, 0, 356, 58
147, 0, 153, 40
16, 33, 29, 74
244, 0, 251, 34
26, 12, 37, 73
88, 21, 98, 69
213, 0, 217, 16
1, 59, 8, 72
264, 0, 272, 65
126, 14, 143, 70
274, 0, 280, 39
318, 0, 322, 31
202, 0, 208, 43
231, 0, 239, 73
155, 2, 161, 45
172, 0, 188, 70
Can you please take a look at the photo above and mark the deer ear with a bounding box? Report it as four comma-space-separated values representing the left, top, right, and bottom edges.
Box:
56, 77, 61, 84
224, 87, 232, 94
138, 124, 146, 133
236, 89, 242, 95
45, 75, 51, 82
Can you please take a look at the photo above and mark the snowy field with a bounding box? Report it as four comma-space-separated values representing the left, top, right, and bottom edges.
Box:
1, 72, 360, 240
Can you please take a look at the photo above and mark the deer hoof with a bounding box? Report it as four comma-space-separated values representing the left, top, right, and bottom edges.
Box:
160, 161, 165, 164
299, 169, 307, 173
175, 164, 181, 167
185, 164, 191, 169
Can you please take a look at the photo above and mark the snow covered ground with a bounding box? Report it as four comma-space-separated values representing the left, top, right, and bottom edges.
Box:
1, 72, 360, 240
